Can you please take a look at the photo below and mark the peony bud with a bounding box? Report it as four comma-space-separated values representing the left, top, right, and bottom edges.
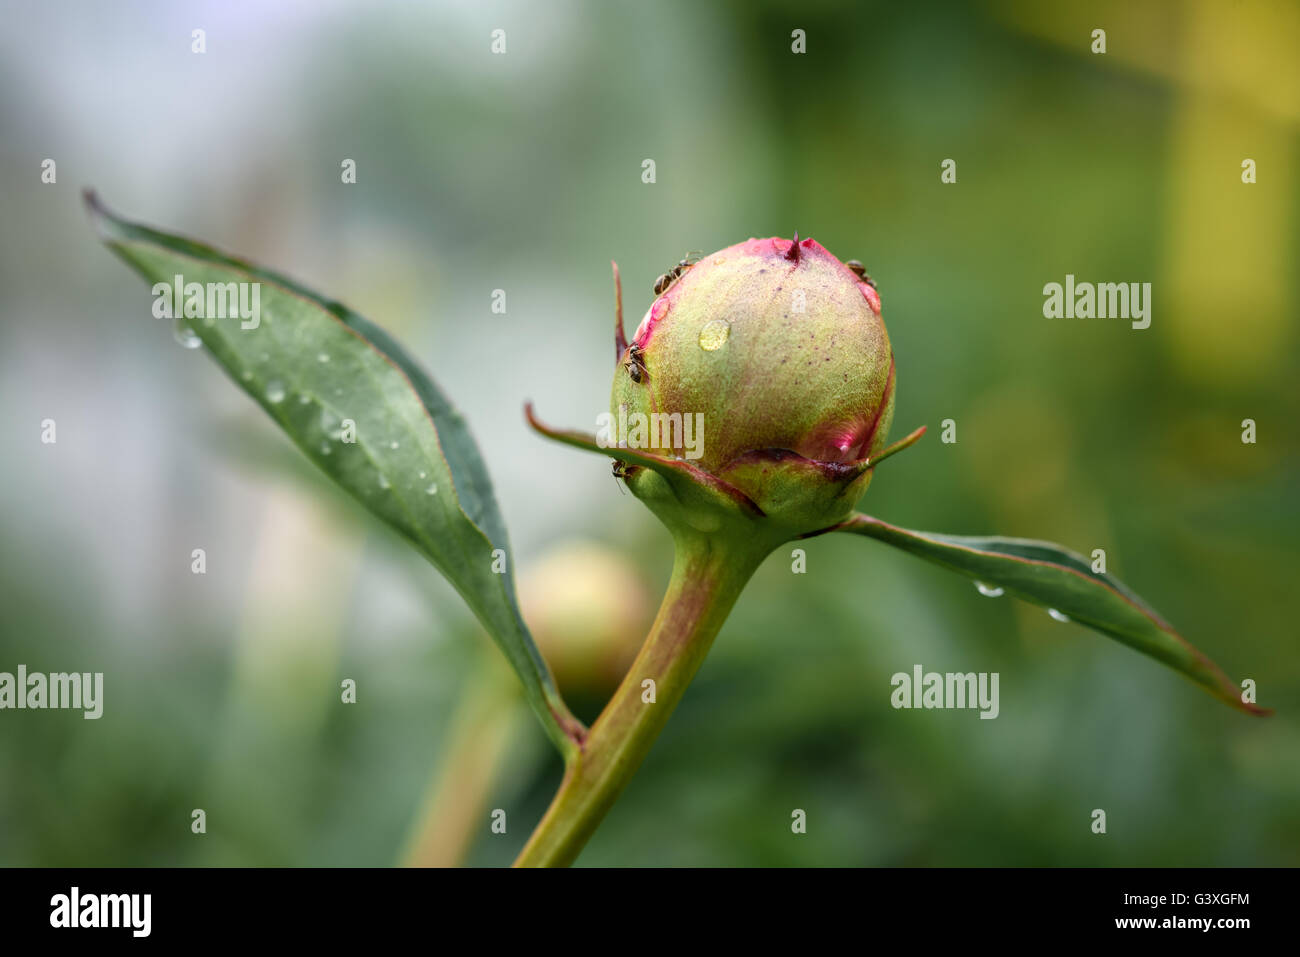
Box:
527, 235, 922, 544
611, 236, 917, 537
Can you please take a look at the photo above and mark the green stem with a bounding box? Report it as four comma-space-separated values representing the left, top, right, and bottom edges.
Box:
513, 530, 770, 867
402, 654, 523, 868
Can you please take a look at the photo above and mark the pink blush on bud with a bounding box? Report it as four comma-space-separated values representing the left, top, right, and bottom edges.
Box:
802, 419, 873, 464
859, 281, 881, 315
634, 296, 672, 347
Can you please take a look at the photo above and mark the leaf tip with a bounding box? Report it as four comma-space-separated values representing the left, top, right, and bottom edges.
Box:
860, 424, 927, 471
523, 400, 544, 434
82, 187, 109, 231
82, 188, 130, 246
1238, 699, 1274, 717
524, 401, 574, 447
612, 260, 626, 362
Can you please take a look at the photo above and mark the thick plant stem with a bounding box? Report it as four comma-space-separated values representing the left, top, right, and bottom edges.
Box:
514, 531, 770, 867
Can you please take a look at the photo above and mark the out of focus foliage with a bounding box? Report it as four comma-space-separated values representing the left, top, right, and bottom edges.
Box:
0, 0, 1296, 865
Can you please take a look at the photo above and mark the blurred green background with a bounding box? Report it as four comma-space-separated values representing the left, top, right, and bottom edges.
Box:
1, 0, 1297, 866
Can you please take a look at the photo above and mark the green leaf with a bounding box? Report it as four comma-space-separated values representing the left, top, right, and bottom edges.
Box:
835, 513, 1269, 715
85, 190, 583, 755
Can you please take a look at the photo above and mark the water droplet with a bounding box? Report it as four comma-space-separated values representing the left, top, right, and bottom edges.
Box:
975, 582, 1004, 598
418, 471, 426, 479
389, 441, 399, 450
378, 474, 390, 490
317, 352, 331, 363
241, 370, 254, 382
265, 381, 285, 404
173, 319, 202, 349
297, 393, 311, 405
698, 319, 730, 351
319, 441, 332, 456
1047, 608, 1071, 623
425, 483, 438, 495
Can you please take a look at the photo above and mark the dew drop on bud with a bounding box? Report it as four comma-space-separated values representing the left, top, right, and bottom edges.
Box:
698, 319, 730, 351
975, 582, 1004, 598
265, 381, 286, 404
173, 319, 202, 349
1047, 608, 1071, 622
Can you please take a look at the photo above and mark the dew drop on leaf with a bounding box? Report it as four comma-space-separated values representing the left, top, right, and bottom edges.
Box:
1047, 608, 1071, 623
265, 381, 286, 404
317, 353, 331, 363
975, 582, 1004, 598
425, 483, 438, 495
173, 319, 202, 349
378, 474, 390, 490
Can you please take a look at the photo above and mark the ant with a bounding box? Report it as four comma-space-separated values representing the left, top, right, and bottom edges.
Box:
653, 251, 702, 296
845, 259, 878, 290
611, 459, 639, 493
624, 343, 649, 383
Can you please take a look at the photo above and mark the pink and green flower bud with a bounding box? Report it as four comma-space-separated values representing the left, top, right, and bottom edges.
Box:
525, 235, 922, 543
608, 236, 914, 538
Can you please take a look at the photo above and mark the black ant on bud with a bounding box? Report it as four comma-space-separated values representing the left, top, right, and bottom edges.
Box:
624, 343, 649, 383
845, 259, 877, 290
611, 459, 640, 493
653, 251, 702, 296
